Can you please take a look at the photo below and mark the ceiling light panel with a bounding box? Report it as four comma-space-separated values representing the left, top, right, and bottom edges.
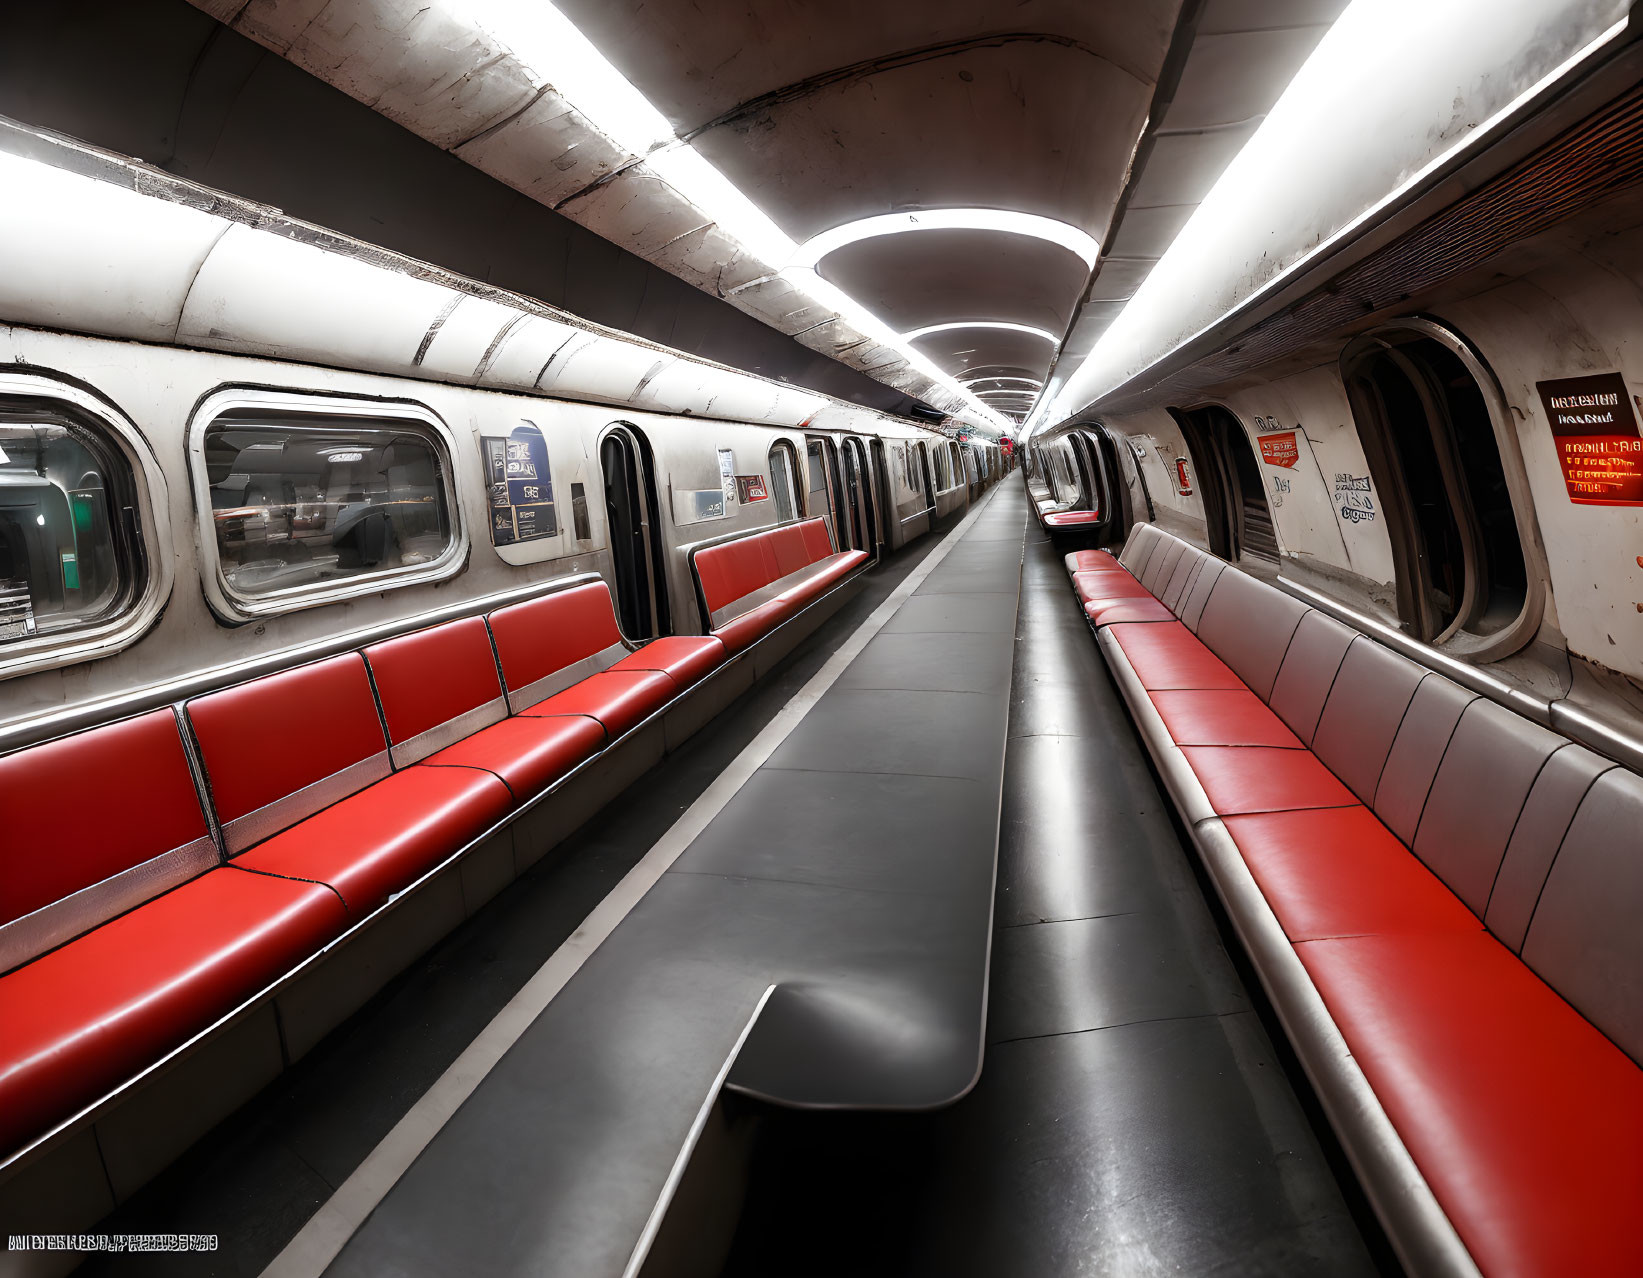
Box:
788, 209, 1100, 271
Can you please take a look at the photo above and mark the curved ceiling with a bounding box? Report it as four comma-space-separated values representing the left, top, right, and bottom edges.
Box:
191, 0, 1348, 431
817, 230, 1089, 339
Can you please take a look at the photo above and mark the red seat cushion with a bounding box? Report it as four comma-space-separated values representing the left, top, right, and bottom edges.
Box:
1149, 690, 1302, 748
771, 526, 810, 577
365, 617, 503, 747
713, 599, 791, 655
798, 518, 834, 563
521, 670, 675, 739
488, 583, 626, 702
694, 519, 839, 633
1298, 931, 1643, 1278
1086, 597, 1176, 625
1180, 746, 1358, 815
695, 535, 781, 615
1066, 549, 1122, 574
611, 636, 726, 690
188, 654, 387, 844
1074, 578, 1154, 609
234, 766, 512, 913
0, 867, 346, 1155
1224, 807, 1483, 941
423, 714, 606, 800
1109, 622, 1243, 690
776, 550, 867, 609
0, 710, 209, 929
1043, 510, 1101, 527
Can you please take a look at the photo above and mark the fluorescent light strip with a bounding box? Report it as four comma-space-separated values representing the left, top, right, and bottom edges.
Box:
789, 209, 1099, 271
786, 269, 1011, 429
904, 321, 1059, 344
1032, 0, 1630, 432
960, 376, 1043, 389
466, 0, 1007, 432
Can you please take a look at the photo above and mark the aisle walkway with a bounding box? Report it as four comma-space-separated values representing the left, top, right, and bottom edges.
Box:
311, 483, 1025, 1277
719, 496, 1385, 1277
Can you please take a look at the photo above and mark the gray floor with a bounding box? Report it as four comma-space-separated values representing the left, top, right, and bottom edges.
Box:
720, 505, 1384, 1277
911, 513, 1379, 1277
322, 487, 1027, 1277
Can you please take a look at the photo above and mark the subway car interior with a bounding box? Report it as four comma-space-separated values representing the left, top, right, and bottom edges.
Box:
1, 1, 1642, 1275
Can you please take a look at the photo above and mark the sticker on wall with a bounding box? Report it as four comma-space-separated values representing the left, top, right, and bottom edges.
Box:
1258, 432, 1300, 468
483, 420, 559, 546
1535, 373, 1643, 506
736, 474, 770, 502
1334, 473, 1377, 524
1172, 456, 1193, 496
717, 448, 737, 507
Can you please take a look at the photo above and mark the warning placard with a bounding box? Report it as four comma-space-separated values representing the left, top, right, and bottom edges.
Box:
1536, 373, 1643, 506
1258, 432, 1299, 468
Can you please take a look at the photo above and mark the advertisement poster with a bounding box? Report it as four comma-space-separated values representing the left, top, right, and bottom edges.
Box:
483, 421, 559, 546
1535, 373, 1643, 506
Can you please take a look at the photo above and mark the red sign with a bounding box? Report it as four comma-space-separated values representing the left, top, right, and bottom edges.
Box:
1173, 456, 1192, 496
736, 474, 770, 503
1536, 373, 1643, 506
1258, 431, 1299, 468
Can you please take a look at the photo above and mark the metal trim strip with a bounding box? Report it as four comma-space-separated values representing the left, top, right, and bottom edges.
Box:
507, 642, 627, 714
388, 697, 508, 769
1097, 628, 1217, 826
221, 751, 393, 855
0, 836, 220, 975
0, 572, 606, 759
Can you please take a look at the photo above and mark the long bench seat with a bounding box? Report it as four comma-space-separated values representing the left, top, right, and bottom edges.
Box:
691, 516, 868, 654
1068, 524, 1643, 1278
0, 575, 746, 1161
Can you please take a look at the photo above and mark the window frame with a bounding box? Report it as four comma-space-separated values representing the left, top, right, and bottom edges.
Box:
0, 371, 174, 683
1339, 316, 1548, 662
188, 387, 468, 623
767, 439, 802, 523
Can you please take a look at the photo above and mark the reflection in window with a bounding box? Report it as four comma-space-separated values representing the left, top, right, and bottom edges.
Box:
0, 405, 141, 646
931, 442, 951, 491
202, 415, 454, 600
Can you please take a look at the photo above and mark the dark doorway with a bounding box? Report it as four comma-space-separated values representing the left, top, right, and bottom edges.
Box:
1172, 405, 1280, 563
599, 424, 666, 639
843, 438, 875, 552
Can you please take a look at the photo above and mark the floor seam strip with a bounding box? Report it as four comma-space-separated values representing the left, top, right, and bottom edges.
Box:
988, 1007, 1236, 1048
